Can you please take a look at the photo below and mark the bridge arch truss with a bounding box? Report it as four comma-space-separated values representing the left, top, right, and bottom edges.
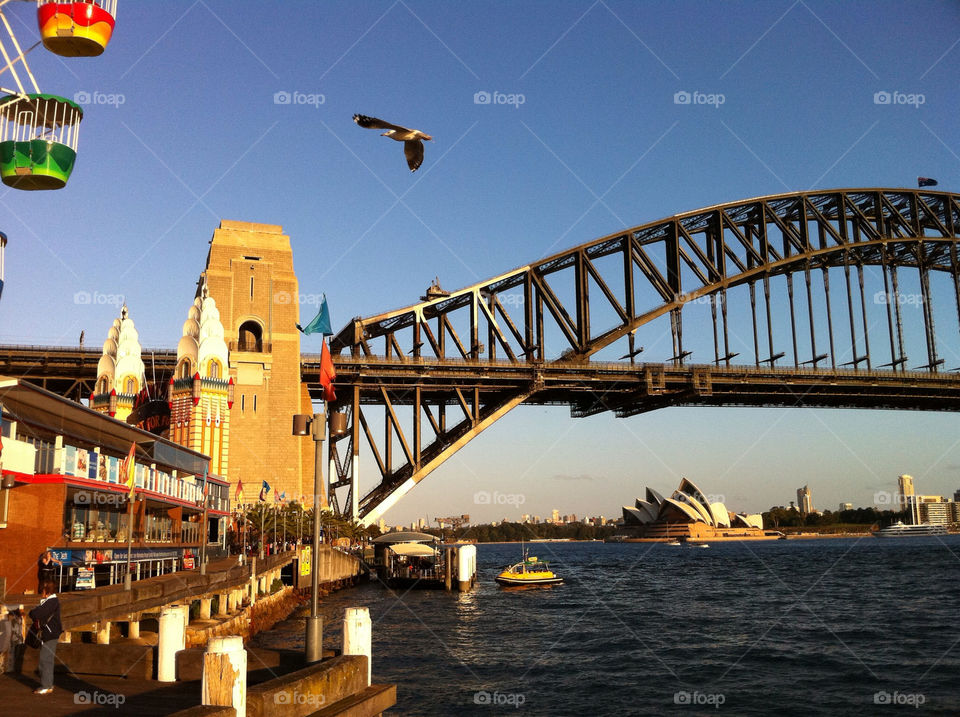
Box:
309, 189, 960, 523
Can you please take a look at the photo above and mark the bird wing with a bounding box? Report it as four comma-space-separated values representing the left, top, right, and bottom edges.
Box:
404, 140, 425, 172
353, 114, 411, 133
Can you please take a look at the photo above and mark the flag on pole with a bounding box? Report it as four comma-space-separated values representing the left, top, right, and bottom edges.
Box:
236, 479, 244, 505
260, 479, 271, 502
121, 443, 137, 499
918, 177, 938, 187
296, 294, 333, 336
320, 339, 337, 402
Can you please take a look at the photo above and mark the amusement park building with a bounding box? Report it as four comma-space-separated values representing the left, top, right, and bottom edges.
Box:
621, 478, 775, 542
0, 377, 230, 596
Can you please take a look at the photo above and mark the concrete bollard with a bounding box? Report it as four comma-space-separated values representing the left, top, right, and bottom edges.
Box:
199, 597, 212, 620
202, 635, 247, 717
217, 592, 229, 616
343, 607, 372, 686
128, 619, 140, 639
158, 605, 186, 682
96, 621, 111, 644
457, 544, 477, 592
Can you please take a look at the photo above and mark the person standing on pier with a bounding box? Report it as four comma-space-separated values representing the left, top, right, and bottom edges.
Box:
28, 582, 62, 695
36, 551, 61, 593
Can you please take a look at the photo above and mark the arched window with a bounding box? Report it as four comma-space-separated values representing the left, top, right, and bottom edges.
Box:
238, 321, 263, 352
97, 376, 109, 394
177, 359, 192, 379
209, 360, 221, 379
125, 377, 136, 394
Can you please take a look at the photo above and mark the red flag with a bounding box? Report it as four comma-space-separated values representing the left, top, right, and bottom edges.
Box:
320, 339, 337, 402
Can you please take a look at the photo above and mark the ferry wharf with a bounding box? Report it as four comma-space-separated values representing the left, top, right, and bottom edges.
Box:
0, 548, 396, 715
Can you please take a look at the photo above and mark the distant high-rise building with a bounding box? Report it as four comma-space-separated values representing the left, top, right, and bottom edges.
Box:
551, 509, 560, 523
839, 503, 853, 511
797, 485, 813, 515
898, 474, 915, 513
908, 494, 947, 525
954, 488, 960, 503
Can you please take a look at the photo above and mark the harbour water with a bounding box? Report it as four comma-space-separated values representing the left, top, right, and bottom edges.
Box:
251, 538, 960, 715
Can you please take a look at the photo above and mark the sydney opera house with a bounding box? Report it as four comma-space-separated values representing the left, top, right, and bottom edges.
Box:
621, 478, 780, 541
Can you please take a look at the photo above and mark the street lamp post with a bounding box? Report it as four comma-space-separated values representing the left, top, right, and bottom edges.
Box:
294, 411, 326, 663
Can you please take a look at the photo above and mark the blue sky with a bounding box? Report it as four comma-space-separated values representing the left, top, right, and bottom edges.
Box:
1, 1, 958, 525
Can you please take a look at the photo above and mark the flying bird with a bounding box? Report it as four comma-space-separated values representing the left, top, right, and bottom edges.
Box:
353, 114, 433, 172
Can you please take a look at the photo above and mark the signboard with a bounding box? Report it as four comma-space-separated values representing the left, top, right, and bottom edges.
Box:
182, 556, 195, 569
128, 548, 180, 561
48, 548, 72, 564
126, 392, 171, 437
75, 567, 96, 590
300, 547, 311, 576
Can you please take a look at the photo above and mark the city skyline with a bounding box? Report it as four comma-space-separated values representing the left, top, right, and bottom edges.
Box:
0, 2, 958, 525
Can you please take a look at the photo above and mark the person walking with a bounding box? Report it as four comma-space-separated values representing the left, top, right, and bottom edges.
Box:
8, 605, 24, 673
0, 605, 10, 673
28, 582, 62, 695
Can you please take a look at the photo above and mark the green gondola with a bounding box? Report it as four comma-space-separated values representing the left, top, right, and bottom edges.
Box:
0, 93, 83, 190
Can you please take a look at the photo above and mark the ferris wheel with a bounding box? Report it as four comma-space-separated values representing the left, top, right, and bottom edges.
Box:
0, 1, 116, 304
0, 0, 116, 192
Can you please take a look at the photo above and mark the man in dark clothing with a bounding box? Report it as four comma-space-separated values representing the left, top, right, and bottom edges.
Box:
28, 581, 62, 695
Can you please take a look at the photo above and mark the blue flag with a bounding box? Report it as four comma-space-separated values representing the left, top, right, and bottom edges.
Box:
259, 479, 271, 502
296, 295, 332, 336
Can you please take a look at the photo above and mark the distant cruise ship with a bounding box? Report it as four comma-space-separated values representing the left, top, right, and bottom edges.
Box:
872, 521, 948, 538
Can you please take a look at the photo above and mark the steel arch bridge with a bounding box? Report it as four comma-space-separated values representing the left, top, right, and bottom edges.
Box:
312, 188, 960, 524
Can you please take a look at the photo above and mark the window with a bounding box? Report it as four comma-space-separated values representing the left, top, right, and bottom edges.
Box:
177, 359, 192, 379
125, 377, 136, 394
253, 394, 257, 412
97, 376, 109, 394
250, 276, 254, 300
241, 394, 245, 412
238, 321, 263, 352
209, 360, 221, 379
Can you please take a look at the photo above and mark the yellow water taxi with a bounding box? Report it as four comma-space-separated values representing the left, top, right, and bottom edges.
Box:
495, 555, 563, 587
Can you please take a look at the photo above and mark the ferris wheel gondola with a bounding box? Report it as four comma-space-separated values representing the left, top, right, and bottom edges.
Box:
0, 92, 82, 189
37, 0, 116, 57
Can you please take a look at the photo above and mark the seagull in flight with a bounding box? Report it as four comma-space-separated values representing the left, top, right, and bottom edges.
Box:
353, 114, 433, 172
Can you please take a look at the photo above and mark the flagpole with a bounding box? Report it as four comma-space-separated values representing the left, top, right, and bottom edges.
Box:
124, 489, 134, 590
259, 504, 265, 559
199, 467, 209, 574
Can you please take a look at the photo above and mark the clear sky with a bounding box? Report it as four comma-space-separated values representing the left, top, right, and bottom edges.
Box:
0, 1, 958, 526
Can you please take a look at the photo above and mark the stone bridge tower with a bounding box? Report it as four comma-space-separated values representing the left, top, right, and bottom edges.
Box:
200, 220, 315, 506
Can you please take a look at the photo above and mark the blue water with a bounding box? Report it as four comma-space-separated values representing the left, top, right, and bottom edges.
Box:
252, 538, 960, 715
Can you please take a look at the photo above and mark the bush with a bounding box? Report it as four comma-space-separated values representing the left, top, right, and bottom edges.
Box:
270, 578, 284, 594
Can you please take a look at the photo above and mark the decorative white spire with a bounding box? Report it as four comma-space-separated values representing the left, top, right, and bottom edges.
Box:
97, 304, 145, 394
177, 282, 228, 378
